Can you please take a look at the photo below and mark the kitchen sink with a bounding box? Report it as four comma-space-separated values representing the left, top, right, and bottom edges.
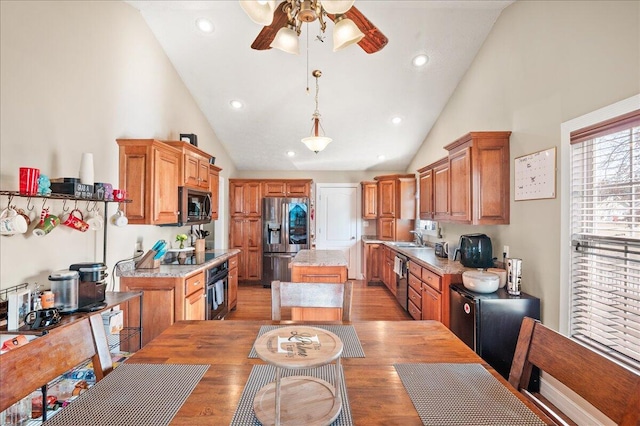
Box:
389, 242, 420, 248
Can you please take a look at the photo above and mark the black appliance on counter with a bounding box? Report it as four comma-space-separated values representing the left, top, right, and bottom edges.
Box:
68, 262, 107, 312
206, 261, 228, 320
455, 233, 494, 268
449, 284, 540, 391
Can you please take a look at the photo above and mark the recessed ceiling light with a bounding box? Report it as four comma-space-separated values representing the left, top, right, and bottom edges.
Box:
391, 116, 403, 125
229, 100, 243, 109
196, 18, 215, 34
412, 54, 429, 67
286, 151, 296, 157
378, 155, 386, 161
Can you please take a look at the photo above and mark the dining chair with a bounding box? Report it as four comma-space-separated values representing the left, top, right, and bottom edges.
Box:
508, 317, 640, 426
271, 280, 353, 322
0, 314, 113, 418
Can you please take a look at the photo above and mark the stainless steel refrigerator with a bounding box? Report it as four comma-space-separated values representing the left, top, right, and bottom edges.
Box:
450, 284, 541, 391
262, 197, 310, 287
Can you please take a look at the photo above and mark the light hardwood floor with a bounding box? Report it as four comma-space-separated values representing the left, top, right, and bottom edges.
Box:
226, 280, 412, 321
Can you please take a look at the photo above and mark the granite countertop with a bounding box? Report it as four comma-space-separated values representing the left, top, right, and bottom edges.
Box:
291, 249, 348, 267
117, 249, 241, 278
362, 237, 473, 275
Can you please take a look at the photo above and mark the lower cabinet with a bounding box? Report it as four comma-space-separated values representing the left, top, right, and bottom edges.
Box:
407, 259, 461, 327
121, 270, 205, 350
381, 246, 396, 295
290, 264, 347, 321
421, 284, 442, 321
228, 255, 238, 310
364, 243, 382, 283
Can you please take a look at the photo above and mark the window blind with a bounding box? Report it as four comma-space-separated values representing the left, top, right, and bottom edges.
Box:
570, 110, 640, 369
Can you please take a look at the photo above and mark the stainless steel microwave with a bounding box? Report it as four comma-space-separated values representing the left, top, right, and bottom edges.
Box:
178, 187, 212, 225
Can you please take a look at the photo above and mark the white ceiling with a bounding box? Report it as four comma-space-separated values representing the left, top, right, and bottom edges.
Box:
126, 1, 512, 171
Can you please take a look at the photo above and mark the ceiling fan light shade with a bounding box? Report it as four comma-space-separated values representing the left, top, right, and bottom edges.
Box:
270, 26, 300, 54
320, 0, 355, 14
301, 136, 333, 153
239, 0, 277, 26
333, 17, 365, 51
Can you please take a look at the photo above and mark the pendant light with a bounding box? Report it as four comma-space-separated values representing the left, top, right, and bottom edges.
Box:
301, 70, 332, 153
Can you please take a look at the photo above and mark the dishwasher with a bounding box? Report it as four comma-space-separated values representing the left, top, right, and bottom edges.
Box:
395, 253, 409, 311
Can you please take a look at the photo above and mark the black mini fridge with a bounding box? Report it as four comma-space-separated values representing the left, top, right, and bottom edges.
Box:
449, 283, 540, 391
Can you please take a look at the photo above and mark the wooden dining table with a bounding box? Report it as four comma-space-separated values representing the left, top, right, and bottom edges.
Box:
122, 320, 553, 425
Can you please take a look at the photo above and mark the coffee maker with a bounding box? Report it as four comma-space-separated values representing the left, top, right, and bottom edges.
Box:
69, 262, 108, 311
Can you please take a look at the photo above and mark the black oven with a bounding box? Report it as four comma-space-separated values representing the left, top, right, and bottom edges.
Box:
206, 261, 228, 320
178, 186, 212, 226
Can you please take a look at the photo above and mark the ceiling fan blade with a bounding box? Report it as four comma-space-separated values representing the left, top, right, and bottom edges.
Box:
251, 1, 289, 50
327, 5, 388, 54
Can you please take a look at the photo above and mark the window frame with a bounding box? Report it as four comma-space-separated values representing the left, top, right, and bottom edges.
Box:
560, 94, 640, 361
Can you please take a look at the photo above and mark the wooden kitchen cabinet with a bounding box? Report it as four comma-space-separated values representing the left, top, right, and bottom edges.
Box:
230, 217, 261, 281
361, 181, 377, 219
381, 245, 396, 295
117, 139, 181, 225
421, 283, 442, 321
262, 180, 311, 197
228, 255, 238, 310
209, 165, 221, 220
164, 141, 212, 190
444, 131, 511, 224
432, 158, 450, 222
121, 269, 206, 350
364, 242, 382, 283
418, 167, 434, 220
229, 180, 261, 217
375, 174, 416, 241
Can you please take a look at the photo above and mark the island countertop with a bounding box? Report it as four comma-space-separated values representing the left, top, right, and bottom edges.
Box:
291, 249, 348, 267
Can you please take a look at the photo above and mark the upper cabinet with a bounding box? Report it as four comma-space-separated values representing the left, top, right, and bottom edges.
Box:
117, 139, 181, 225
262, 180, 311, 197
163, 141, 212, 190
117, 139, 222, 225
418, 131, 510, 225
229, 180, 262, 217
374, 174, 416, 241
361, 181, 377, 219
209, 164, 221, 220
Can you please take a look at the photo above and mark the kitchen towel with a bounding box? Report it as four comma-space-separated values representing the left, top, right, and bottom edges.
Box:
393, 256, 402, 275
214, 279, 224, 305
394, 363, 546, 426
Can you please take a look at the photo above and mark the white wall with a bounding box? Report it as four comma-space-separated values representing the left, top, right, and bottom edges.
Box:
0, 1, 236, 290
407, 0, 640, 329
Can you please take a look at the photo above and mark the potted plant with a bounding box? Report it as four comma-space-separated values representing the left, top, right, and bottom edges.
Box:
175, 233, 188, 249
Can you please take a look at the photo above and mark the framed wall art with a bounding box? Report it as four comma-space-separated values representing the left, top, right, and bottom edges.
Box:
7, 289, 30, 330
515, 147, 557, 201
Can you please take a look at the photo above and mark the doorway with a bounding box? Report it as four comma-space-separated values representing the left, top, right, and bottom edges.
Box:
314, 183, 360, 279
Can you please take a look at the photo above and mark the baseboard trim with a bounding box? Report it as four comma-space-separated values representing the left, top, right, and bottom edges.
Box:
540, 376, 614, 426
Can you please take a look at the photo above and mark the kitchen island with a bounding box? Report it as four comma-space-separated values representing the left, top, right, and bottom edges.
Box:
289, 249, 348, 321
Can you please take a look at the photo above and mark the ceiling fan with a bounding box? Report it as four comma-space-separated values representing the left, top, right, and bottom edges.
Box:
240, 0, 388, 54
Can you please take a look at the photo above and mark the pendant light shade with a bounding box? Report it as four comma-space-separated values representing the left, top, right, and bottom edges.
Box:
333, 16, 364, 51
302, 134, 333, 153
320, 0, 355, 14
239, 0, 277, 26
270, 25, 300, 54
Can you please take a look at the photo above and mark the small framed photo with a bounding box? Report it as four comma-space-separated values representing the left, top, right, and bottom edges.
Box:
8, 289, 31, 330
180, 133, 198, 147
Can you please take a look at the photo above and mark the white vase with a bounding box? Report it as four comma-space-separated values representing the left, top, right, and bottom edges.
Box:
79, 153, 94, 185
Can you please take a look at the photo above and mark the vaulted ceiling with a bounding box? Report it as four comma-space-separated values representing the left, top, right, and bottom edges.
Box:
126, 1, 513, 171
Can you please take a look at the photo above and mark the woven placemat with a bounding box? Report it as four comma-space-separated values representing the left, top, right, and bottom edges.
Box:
43, 364, 209, 426
231, 364, 353, 426
394, 363, 546, 426
248, 325, 365, 358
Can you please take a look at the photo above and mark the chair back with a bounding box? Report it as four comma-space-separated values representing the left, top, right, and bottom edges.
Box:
0, 313, 113, 412
271, 281, 352, 322
508, 317, 640, 426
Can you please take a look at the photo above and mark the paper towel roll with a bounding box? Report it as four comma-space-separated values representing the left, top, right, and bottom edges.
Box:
79, 153, 94, 185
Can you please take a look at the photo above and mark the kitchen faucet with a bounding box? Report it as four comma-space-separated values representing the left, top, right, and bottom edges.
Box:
409, 230, 424, 246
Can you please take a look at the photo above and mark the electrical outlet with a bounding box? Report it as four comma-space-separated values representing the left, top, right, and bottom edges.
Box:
503, 245, 510, 258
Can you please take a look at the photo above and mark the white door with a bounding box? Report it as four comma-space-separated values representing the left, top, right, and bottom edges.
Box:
315, 184, 360, 279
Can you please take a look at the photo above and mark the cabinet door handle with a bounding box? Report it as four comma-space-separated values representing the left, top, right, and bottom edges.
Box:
193, 280, 200, 286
